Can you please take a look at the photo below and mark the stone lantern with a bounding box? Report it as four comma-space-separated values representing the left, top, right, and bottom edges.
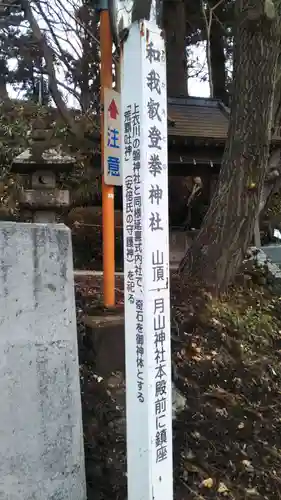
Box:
12, 119, 75, 223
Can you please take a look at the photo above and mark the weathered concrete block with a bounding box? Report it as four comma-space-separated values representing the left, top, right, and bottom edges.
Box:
0, 222, 86, 500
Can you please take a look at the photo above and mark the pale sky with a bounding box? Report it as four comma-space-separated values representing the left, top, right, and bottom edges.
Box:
7, 4, 210, 103
189, 80, 209, 97
8, 48, 210, 103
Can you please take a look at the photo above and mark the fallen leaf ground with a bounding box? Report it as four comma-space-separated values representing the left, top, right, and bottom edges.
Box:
75, 262, 281, 499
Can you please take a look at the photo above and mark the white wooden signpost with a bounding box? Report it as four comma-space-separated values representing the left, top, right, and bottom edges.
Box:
104, 87, 122, 186
121, 19, 173, 500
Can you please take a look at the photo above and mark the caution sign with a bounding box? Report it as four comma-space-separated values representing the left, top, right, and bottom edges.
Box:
104, 87, 122, 186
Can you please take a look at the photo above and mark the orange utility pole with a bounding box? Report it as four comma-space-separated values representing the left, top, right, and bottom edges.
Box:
100, 9, 115, 307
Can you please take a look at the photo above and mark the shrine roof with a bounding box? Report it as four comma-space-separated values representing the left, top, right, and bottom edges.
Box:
167, 96, 228, 141
167, 96, 281, 144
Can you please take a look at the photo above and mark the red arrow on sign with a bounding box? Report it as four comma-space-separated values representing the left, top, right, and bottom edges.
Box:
108, 99, 119, 120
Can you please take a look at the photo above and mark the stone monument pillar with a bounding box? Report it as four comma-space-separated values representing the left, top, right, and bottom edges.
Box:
0, 132, 86, 498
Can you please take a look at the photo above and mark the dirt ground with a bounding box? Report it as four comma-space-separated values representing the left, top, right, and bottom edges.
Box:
75, 263, 281, 499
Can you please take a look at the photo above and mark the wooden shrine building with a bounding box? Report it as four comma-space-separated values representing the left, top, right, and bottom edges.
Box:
167, 96, 227, 176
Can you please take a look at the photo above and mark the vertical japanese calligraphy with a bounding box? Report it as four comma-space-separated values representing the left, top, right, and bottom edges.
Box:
122, 21, 172, 500
144, 31, 171, 468
124, 104, 132, 162
124, 174, 135, 305
123, 101, 144, 402
153, 296, 168, 463
132, 104, 142, 291
145, 34, 168, 291
136, 298, 144, 402
133, 103, 144, 401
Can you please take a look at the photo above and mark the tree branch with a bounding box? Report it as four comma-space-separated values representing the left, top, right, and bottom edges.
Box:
33, 0, 76, 76
20, 0, 83, 139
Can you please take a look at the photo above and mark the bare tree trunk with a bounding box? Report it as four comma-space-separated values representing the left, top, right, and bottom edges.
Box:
254, 219, 261, 247
254, 148, 281, 245
163, 0, 187, 96
0, 60, 8, 101
201, 0, 227, 100
79, 6, 91, 112
0, 81, 8, 100
179, 0, 281, 294
209, 2, 228, 103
